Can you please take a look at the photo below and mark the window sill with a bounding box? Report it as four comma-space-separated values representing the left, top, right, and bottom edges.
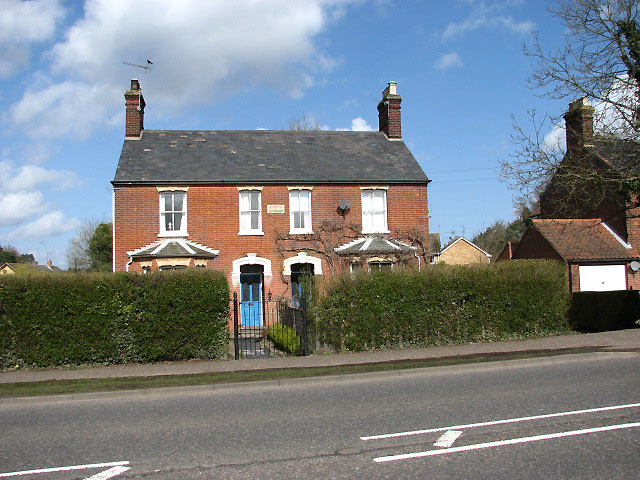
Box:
158, 232, 188, 238
289, 230, 314, 235
238, 231, 265, 236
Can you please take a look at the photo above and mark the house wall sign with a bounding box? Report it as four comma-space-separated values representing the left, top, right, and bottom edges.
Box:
267, 205, 285, 214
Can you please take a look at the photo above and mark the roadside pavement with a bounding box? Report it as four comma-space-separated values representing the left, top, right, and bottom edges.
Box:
1, 328, 639, 385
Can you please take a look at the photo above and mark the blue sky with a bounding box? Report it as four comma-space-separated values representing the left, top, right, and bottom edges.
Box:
0, 0, 569, 268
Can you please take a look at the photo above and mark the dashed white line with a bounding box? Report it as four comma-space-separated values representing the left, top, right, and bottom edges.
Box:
374, 422, 640, 462
84, 466, 131, 480
433, 430, 462, 448
361, 402, 640, 441
0, 461, 129, 478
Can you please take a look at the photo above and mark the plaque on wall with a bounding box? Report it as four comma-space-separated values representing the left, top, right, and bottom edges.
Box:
267, 205, 285, 214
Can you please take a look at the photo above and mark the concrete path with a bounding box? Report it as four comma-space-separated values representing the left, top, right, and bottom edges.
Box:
1, 329, 638, 384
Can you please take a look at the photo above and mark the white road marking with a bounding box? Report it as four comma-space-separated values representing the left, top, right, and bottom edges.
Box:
374, 422, 640, 462
84, 466, 131, 480
361, 402, 640, 441
0, 461, 129, 478
433, 430, 462, 448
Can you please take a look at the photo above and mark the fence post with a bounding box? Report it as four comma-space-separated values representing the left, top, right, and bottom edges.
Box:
302, 293, 309, 356
233, 292, 239, 360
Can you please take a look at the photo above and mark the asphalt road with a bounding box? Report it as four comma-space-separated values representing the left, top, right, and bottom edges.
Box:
1, 353, 639, 479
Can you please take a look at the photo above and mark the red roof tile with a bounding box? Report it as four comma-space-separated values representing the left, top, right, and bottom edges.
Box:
532, 218, 634, 261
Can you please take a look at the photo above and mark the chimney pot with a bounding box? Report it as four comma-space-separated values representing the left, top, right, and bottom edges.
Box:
130, 78, 140, 91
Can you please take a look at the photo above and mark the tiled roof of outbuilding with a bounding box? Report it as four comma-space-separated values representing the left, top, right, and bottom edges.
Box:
113, 130, 428, 185
531, 218, 635, 261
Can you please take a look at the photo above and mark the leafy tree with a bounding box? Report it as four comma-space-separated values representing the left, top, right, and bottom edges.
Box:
17, 253, 35, 264
472, 205, 533, 259
66, 219, 112, 271
501, 0, 640, 208
0, 245, 35, 264
0, 246, 17, 264
88, 223, 113, 272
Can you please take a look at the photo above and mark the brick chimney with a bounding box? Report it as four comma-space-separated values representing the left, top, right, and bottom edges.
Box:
563, 97, 594, 156
124, 79, 146, 138
378, 81, 402, 140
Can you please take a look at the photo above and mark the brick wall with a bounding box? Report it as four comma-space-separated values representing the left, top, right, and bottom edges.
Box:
434, 240, 489, 265
114, 183, 429, 299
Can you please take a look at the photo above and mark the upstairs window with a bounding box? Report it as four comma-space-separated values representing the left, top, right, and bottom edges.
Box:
361, 189, 388, 233
160, 191, 187, 236
290, 189, 312, 234
239, 190, 263, 234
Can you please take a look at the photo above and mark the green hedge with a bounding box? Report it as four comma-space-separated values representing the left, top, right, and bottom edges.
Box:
570, 291, 640, 331
314, 260, 570, 351
0, 270, 229, 369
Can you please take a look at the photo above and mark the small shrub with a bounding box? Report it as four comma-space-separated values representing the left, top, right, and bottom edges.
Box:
267, 323, 302, 355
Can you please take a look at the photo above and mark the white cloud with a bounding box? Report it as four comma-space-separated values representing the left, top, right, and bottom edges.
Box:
5, 211, 80, 241
0, 160, 81, 234
6, 0, 355, 139
0, 191, 46, 227
435, 52, 463, 71
0, 161, 80, 193
441, 1, 534, 40
350, 116, 374, 131
0, 0, 64, 78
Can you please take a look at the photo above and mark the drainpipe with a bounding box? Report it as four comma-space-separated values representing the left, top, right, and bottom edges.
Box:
415, 253, 421, 272
125, 255, 133, 272
567, 261, 573, 293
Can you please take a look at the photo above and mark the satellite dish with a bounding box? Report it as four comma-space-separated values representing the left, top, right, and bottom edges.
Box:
338, 200, 351, 211
630, 261, 640, 272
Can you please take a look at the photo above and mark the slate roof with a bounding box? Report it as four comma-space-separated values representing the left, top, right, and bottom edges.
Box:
113, 130, 429, 185
530, 218, 635, 261
591, 137, 640, 170
334, 236, 417, 255
128, 239, 219, 259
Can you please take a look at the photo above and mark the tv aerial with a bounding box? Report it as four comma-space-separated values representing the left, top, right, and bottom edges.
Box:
123, 60, 153, 76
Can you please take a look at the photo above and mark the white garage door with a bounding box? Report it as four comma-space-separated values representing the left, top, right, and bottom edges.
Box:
578, 264, 627, 292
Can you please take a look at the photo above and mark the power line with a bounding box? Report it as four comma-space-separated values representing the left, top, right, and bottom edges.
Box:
426, 167, 497, 174
431, 177, 497, 184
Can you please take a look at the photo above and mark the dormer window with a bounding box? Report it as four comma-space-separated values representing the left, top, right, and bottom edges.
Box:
159, 190, 187, 236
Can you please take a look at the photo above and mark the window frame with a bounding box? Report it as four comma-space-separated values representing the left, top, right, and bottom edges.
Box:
289, 188, 313, 234
159, 190, 187, 237
361, 188, 389, 234
239, 189, 264, 235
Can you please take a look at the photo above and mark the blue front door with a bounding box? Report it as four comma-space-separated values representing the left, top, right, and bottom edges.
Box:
240, 273, 262, 326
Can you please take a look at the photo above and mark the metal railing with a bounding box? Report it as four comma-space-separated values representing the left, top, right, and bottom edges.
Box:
232, 292, 313, 359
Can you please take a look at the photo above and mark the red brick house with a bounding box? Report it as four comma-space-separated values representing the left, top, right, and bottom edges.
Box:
505, 98, 640, 292
112, 80, 430, 323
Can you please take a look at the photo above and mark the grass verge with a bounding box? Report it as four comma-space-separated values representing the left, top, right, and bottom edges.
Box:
0, 347, 602, 399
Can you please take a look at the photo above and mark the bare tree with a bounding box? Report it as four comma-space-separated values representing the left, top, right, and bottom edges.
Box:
66, 218, 111, 271
287, 113, 326, 131
501, 0, 640, 206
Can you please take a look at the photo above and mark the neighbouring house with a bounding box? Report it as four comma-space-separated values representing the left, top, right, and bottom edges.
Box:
503, 97, 640, 292
112, 79, 430, 325
0, 260, 63, 275
496, 241, 519, 262
432, 236, 491, 265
